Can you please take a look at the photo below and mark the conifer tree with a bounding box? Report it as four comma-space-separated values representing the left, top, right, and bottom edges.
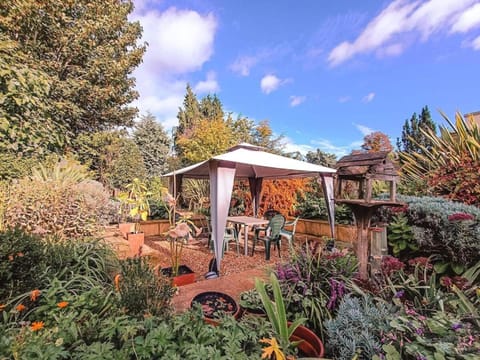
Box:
133, 113, 171, 177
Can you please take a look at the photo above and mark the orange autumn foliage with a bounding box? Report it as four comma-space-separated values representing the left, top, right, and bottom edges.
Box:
231, 179, 311, 217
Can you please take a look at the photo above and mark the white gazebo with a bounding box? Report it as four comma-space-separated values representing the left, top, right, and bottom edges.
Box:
163, 143, 336, 274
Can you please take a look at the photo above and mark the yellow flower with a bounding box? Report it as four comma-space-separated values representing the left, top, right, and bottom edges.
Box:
16, 304, 26, 312
30, 289, 41, 302
57, 301, 69, 309
30, 321, 44, 331
260, 337, 286, 360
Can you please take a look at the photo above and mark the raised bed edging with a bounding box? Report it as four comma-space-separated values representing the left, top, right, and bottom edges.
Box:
139, 217, 357, 244
295, 219, 356, 244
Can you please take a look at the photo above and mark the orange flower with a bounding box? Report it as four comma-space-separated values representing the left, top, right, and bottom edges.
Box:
57, 301, 68, 309
17, 252, 24, 257
114, 274, 121, 292
16, 304, 26, 312
8, 255, 14, 261
260, 338, 285, 360
30, 321, 44, 331
0, 304, 6, 312
30, 289, 41, 302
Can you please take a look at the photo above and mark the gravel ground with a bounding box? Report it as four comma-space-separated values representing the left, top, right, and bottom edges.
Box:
144, 235, 294, 281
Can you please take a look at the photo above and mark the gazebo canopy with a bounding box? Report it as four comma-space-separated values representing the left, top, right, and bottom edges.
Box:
163, 143, 336, 274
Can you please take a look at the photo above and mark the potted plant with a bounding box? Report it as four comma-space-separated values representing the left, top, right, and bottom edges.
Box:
117, 178, 151, 257
239, 288, 266, 316
190, 291, 240, 325
158, 189, 198, 286
256, 273, 324, 359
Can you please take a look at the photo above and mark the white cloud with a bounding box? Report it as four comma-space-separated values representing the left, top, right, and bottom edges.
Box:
131, 6, 217, 130
282, 138, 314, 155
311, 139, 361, 158
328, 0, 479, 66
230, 56, 259, 76
338, 96, 351, 103
290, 96, 306, 107
260, 74, 290, 94
194, 71, 219, 94
472, 34, 480, 49
451, 3, 480, 33
135, 7, 217, 74
362, 92, 376, 103
355, 123, 375, 136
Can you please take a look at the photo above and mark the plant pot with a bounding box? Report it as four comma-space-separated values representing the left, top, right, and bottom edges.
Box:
127, 232, 144, 257
161, 265, 196, 287
190, 291, 240, 326
119, 222, 134, 239
290, 324, 324, 358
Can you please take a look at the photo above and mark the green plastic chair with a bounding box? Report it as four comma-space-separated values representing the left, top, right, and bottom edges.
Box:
252, 214, 285, 260
280, 217, 299, 248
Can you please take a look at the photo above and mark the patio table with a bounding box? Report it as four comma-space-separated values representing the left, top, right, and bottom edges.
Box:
226, 216, 269, 256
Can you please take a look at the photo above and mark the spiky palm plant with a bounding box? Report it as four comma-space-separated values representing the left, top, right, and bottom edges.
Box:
400, 111, 480, 204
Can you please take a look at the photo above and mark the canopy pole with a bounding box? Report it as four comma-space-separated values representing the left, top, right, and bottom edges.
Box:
320, 174, 336, 239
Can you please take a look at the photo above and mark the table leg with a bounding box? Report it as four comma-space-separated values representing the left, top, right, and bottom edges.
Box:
244, 225, 249, 256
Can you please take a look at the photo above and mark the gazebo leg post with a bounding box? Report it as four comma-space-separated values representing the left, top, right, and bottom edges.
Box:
265, 241, 271, 261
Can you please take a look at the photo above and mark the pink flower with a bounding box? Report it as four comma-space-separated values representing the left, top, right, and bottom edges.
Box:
168, 222, 192, 240
448, 213, 475, 222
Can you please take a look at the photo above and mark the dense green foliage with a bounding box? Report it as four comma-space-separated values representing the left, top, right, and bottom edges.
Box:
305, 149, 337, 167
397, 106, 437, 155
74, 130, 146, 190
0, 0, 145, 147
133, 113, 171, 177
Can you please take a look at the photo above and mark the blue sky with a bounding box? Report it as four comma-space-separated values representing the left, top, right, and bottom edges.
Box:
131, 0, 480, 157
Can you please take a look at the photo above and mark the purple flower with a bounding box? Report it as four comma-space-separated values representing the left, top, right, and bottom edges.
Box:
394, 290, 405, 298
451, 323, 462, 331
415, 327, 424, 335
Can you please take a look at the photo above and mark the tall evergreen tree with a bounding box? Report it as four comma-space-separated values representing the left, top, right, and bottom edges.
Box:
0, 0, 145, 145
174, 84, 201, 159
397, 106, 437, 154
199, 94, 224, 121
133, 113, 171, 177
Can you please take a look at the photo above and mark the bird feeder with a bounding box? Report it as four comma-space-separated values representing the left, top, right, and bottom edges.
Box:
335, 152, 402, 279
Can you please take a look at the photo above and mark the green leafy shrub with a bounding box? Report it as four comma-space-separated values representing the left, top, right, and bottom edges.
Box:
378, 195, 480, 268
4, 165, 112, 238
325, 295, 394, 360
116, 257, 175, 319
0, 228, 46, 301
295, 196, 354, 224
387, 213, 417, 257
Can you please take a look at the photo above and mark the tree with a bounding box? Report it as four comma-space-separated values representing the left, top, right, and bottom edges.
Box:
252, 120, 285, 153
176, 118, 235, 164
199, 94, 224, 121
174, 84, 201, 159
0, 36, 65, 156
305, 149, 337, 167
361, 131, 393, 153
397, 106, 437, 154
74, 130, 145, 190
0, 0, 145, 143
133, 113, 171, 178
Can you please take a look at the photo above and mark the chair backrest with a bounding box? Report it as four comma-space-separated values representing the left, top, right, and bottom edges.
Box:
290, 217, 299, 233
268, 214, 285, 239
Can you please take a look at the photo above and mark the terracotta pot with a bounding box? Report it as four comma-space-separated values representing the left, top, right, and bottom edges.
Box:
160, 265, 196, 287
290, 324, 324, 358
119, 222, 134, 239
190, 291, 240, 326
127, 232, 144, 257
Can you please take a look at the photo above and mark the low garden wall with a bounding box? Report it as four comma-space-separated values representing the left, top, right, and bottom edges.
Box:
295, 219, 356, 244
139, 217, 357, 244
